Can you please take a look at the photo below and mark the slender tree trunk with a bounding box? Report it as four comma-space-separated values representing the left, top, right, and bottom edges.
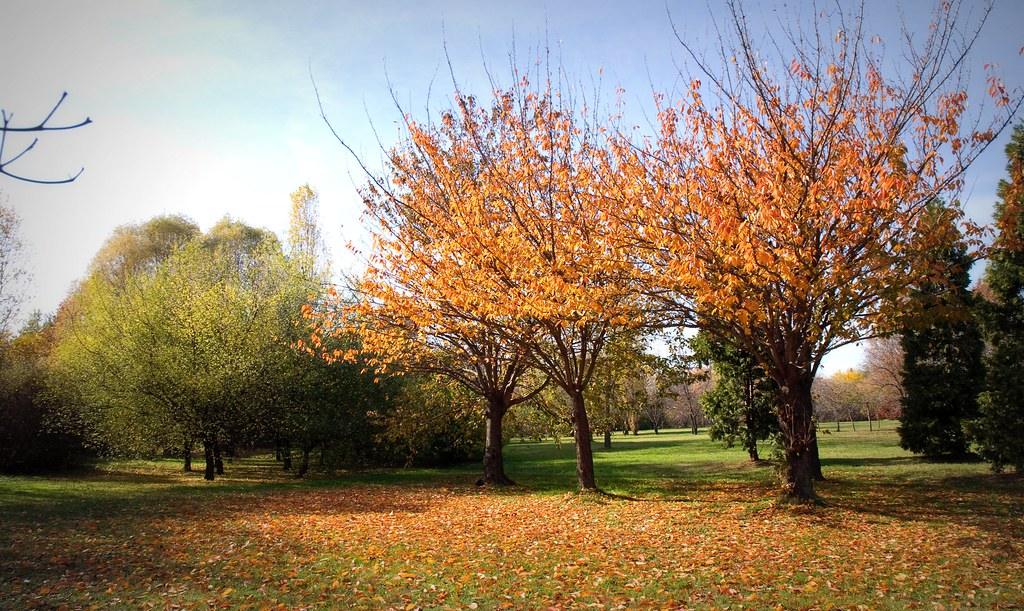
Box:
282, 440, 292, 471
570, 391, 598, 490
274, 437, 283, 462
183, 444, 192, 472
603, 430, 612, 449
203, 439, 215, 481
743, 408, 760, 462
835, 419, 841, 432
747, 443, 760, 462
298, 446, 311, 478
810, 427, 824, 481
778, 375, 816, 501
851, 414, 856, 432
481, 395, 514, 486
653, 426, 659, 434
213, 439, 224, 476
319, 444, 326, 467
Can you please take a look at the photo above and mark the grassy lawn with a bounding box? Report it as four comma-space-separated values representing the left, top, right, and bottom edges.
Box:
2, 423, 1022, 609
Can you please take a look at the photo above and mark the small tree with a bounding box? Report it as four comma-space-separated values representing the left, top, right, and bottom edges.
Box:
692, 333, 779, 462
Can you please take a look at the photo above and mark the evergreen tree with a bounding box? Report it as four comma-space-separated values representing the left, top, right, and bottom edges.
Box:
691, 332, 779, 462
898, 203, 984, 458
967, 123, 1024, 472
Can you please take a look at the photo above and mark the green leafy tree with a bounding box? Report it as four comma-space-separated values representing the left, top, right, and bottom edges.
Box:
967, 123, 1024, 472
52, 223, 304, 479
691, 332, 779, 462
898, 204, 984, 459
586, 332, 654, 448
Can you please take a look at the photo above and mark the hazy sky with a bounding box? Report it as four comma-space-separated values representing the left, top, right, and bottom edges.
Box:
3, 0, 1022, 373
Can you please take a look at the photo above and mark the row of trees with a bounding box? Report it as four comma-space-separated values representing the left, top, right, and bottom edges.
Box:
307, 1, 1019, 499
0, 189, 487, 477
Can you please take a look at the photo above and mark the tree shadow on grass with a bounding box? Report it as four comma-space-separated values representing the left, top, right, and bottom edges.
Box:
820, 456, 921, 468
824, 472, 1024, 540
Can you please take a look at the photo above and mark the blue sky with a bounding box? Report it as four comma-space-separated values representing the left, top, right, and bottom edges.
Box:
2, 0, 1022, 373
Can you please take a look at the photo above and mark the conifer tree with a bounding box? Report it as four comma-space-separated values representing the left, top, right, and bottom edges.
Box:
967, 123, 1024, 472
898, 204, 984, 458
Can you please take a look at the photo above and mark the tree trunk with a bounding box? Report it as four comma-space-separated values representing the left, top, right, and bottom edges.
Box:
570, 391, 598, 490
653, 426, 659, 434
777, 375, 817, 501
319, 444, 326, 467
282, 440, 292, 471
481, 395, 514, 486
810, 427, 824, 481
784, 445, 816, 500
298, 446, 311, 478
743, 408, 759, 462
183, 444, 192, 472
213, 439, 224, 476
603, 430, 612, 449
203, 439, 215, 481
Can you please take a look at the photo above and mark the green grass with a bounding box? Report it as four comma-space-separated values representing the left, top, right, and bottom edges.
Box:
2, 422, 1022, 609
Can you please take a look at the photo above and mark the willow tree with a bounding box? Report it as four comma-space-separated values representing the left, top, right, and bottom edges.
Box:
317, 70, 645, 490
614, 0, 1019, 499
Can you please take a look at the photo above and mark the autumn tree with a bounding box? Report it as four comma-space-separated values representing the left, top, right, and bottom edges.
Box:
316, 71, 645, 490
967, 122, 1024, 472
613, 0, 1019, 499
305, 118, 549, 485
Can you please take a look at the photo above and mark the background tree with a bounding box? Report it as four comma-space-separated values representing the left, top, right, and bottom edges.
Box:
898, 204, 984, 459
862, 336, 905, 420
0, 313, 84, 472
613, 0, 1018, 499
692, 332, 779, 462
288, 184, 330, 282
52, 223, 304, 480
967, 122, 1024, 472
88, 215, 200, 286
587, 332, 653, 447
0, 199, 28, 337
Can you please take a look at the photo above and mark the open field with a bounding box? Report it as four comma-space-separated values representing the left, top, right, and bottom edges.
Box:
2, 424, 1022, 609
